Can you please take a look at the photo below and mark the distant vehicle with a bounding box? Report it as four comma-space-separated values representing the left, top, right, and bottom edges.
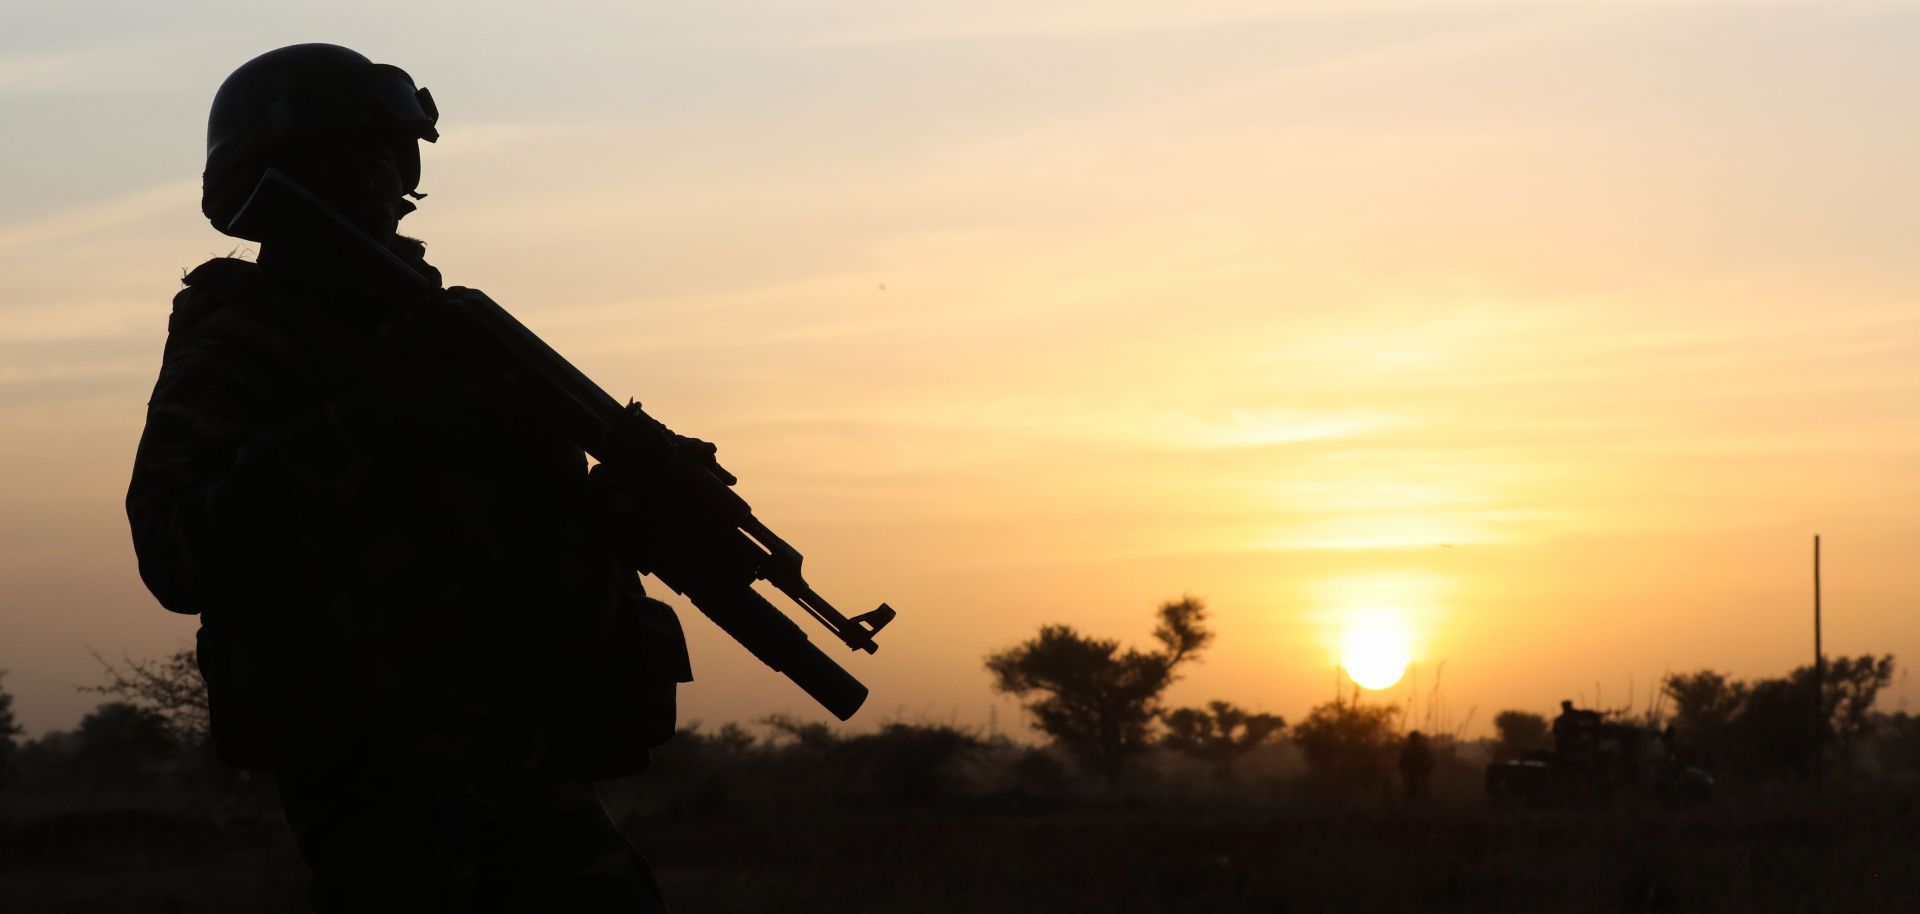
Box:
1486, 707, 1713, 808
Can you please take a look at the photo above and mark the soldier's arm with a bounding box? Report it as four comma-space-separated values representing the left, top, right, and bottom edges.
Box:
126, 319, 376, 615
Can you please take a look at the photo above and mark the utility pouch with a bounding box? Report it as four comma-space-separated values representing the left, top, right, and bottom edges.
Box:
545, 578, 692, 780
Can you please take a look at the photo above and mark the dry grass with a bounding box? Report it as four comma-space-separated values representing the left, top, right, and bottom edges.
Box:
4, 793, 1917, 913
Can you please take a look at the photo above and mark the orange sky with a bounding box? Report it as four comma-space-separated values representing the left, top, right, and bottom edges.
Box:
3, 1, 1918, 738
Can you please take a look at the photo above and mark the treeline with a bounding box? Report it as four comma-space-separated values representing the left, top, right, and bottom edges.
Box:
5, 597, 1918, 816
0, 636, 1479, 820
1662, 656, 1914, 783
0, 669, 1464, 820
0, 660, 256, 817
603, 703, 1484, 823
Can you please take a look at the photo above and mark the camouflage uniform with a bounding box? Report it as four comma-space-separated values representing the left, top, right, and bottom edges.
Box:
128, 246, 687, 911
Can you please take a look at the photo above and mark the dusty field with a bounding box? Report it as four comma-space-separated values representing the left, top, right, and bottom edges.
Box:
3, 801, 1917, 913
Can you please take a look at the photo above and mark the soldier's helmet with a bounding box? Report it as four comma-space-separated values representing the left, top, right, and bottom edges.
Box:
202, 43, 439, 240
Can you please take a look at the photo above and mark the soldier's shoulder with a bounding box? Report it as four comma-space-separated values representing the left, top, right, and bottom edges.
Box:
181, 255, 259, 289
164, 257, 312, 372
171, 257, 272, 334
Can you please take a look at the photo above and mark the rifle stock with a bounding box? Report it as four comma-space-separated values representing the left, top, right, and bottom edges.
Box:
231, 168, 895, 720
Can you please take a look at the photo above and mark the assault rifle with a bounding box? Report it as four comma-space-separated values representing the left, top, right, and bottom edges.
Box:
230, 167, 896, 720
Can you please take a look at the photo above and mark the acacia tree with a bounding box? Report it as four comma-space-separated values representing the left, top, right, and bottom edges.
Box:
1160, 700, 1285, 782
1822, 654, 1897, 769
84, 647, 210, 748
986, 595, 1212, 787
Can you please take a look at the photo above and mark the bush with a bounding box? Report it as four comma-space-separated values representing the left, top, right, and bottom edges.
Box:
71, 702, 177, 789
1290, 700, 1399, 797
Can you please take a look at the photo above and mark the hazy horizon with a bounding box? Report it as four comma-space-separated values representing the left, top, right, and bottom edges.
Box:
4, 1, 1918, 741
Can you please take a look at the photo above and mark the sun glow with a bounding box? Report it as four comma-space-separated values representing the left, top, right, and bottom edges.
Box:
1340, 612, 1413, 691
1314, 573, 1439, 693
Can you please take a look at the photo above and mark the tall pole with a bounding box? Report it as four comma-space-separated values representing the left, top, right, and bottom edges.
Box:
1813, 534, 1824, 788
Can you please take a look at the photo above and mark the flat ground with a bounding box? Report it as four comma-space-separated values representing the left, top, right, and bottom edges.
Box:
3, 802, 1917, 913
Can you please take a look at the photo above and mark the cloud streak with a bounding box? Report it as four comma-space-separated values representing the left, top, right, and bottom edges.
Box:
0, 180, 198, 252
0, 33, 211, 94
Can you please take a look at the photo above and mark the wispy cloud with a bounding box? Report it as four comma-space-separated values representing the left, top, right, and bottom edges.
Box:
0, 180, 197, 251
689, 0, 1679, 50
0, 33, 210, 94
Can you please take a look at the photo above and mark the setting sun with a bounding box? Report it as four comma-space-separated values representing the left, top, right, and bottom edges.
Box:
1340, 613, 1414, 691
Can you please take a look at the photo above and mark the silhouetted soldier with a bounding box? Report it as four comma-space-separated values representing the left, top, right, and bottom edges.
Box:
1398, 730, 1435, 801
1552, 699, 1600, 758
127, 44, 687, 912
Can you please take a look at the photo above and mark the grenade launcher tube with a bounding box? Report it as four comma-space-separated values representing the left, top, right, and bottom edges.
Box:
652, 562, 869, 720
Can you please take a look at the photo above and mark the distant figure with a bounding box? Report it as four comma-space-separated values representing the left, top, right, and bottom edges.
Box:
1552, 699, 1601, 759
1553, 700, 1576, 750
127, 44, 687, 912
1399, 730, 1435, 801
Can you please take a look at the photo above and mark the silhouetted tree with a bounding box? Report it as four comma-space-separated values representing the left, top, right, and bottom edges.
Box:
986, 595, 1213, 787
699, 722, 758, 756
83, 647, 210, 747
760, 713, 838, 753
0, 671, 23, 788
1662, 670, 1748, 772
71, 701, 176, 788
1664, 671, 1747, 729
1491, 710, 1549, 761
1291, 699, 1400, 796
1821, 654, 1896, 770
1160, 700, 1285, 782
1663, 659, 1896, 780
1737, 674, 1816, 781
